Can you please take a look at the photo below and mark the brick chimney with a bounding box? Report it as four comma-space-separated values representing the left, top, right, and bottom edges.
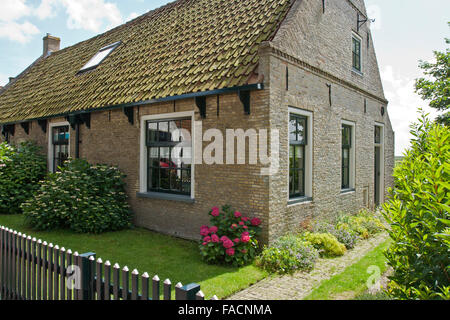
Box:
43, 33, 60, 56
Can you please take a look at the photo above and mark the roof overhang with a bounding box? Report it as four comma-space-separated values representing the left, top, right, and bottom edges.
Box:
0, 83, 264, 126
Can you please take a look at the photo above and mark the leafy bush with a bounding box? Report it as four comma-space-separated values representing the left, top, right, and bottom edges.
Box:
336, 210, 385, 240
256, 234, 319, 274
313, 221, 358, 249
22, 159, 132, 233
303, 232, 347, 257
199, 205, 262, 267
0, 142, 47, 215
382, 114, 450, 300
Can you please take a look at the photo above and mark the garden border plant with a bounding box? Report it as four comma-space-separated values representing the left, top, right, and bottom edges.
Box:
199, 205, 262, 267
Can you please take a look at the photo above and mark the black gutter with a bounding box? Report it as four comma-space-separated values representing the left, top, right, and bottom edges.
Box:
0, 83, 264, 126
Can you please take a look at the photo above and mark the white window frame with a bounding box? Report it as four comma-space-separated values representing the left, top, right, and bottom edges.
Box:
139, 111, 196, 199
341, 120, 356, 192
374, 122, 385, 204
48, 121, 70, 173
288, 107, 313, 205
352, 32, 363, 74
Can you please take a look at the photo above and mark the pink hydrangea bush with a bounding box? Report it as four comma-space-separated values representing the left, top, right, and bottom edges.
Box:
199, 205, 262, 266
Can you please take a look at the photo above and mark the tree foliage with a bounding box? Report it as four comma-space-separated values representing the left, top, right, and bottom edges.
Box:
415, 23, 450, 126
383, 113, 450, 300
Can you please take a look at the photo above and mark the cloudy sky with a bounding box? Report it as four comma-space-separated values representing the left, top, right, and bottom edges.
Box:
0, 0, 448, 156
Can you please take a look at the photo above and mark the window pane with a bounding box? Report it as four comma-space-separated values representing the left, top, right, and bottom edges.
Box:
170, 169, 181, 192
343, 148, 349, 165
293, 169, 299, 194
375, 126, 381, 144
297, 118, 306, 144
294, 146, 304, 169
297, 169, 305, 196
159, 147, 171, 168
147, 122, 158, 143
289, 118, 297, 142
289, 169, 294, 196
160, 169, 170, 190
158, 122, 171, 142
342, 167, 349, 188
289, 145, 294, 169
148, 147, 159, 167
182, 170, 191, 194
149, 168, 159, 189
342, 125, 351, 146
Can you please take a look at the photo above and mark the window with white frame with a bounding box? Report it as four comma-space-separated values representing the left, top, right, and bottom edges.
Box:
341, 121, 356, 190
288, 107, 313, 202
140, 112, 194, 198
352, 34, 362, 72
48, 122, 70, 173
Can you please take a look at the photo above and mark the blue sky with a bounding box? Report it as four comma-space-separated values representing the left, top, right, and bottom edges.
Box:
0, 0, 448, 156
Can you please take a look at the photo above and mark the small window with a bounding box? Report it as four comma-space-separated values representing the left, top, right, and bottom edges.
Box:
342, 124, 353, 190
374, 126, 382, 144
52, 126, 70, 172
79, 42, 120, 73
146, 118, 192, 196
352, 36, 362, 72
289, 114, 307, 199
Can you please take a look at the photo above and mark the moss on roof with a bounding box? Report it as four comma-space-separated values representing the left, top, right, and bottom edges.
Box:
0, 0, 292, 124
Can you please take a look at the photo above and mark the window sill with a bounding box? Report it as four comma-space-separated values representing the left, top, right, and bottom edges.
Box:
352, 68, 364, 77
136, 192, 195, 203
341, 188, 356, 195
288, 197, 313, 206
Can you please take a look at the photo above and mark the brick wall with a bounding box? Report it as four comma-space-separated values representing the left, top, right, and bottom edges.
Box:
259, 0, 395, 243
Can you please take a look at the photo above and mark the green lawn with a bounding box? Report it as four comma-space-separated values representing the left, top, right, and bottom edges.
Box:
304, 238, 391, 300
0, 214, 267, 299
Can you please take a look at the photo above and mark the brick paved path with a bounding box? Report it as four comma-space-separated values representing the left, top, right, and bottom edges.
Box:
228, 233, 388, 300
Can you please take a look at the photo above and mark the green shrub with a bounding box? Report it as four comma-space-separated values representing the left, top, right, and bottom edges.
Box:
256, 234, 319, 274
313, 221, 359, 249
303, 232, 347, 257
22, 159, 132, 233
0, 142, 47, 215
382, 114, 450, 300
336, 210, 385, 240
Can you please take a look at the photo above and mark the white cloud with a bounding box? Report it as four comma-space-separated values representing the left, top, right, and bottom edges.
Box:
381, 65, 438, 156
35, 0, 59, 20
0, 0, 39, 43
367, 5, 382, 31
0, 21, 39, 44
61, 0, 123, 33
0, 0, 31, 22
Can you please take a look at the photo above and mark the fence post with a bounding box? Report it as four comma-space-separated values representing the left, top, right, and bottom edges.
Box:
175, 283, 201, 300
79, 252, 96, 300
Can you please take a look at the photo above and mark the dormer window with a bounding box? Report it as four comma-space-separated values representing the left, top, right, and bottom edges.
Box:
78, 42, 121, 73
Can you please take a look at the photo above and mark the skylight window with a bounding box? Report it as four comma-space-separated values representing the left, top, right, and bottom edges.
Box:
78, 42, 121, 73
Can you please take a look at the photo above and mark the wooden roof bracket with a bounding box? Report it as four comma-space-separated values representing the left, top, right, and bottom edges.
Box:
195, 96, 207, 119
66, 113, 91, 130
238, 89, 251, 115
123, 106, 134, 125
38, 119, 47, 133
20, 122, 30, 135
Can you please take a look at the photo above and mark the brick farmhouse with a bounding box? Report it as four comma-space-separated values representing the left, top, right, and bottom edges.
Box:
0, 0, 394, 244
